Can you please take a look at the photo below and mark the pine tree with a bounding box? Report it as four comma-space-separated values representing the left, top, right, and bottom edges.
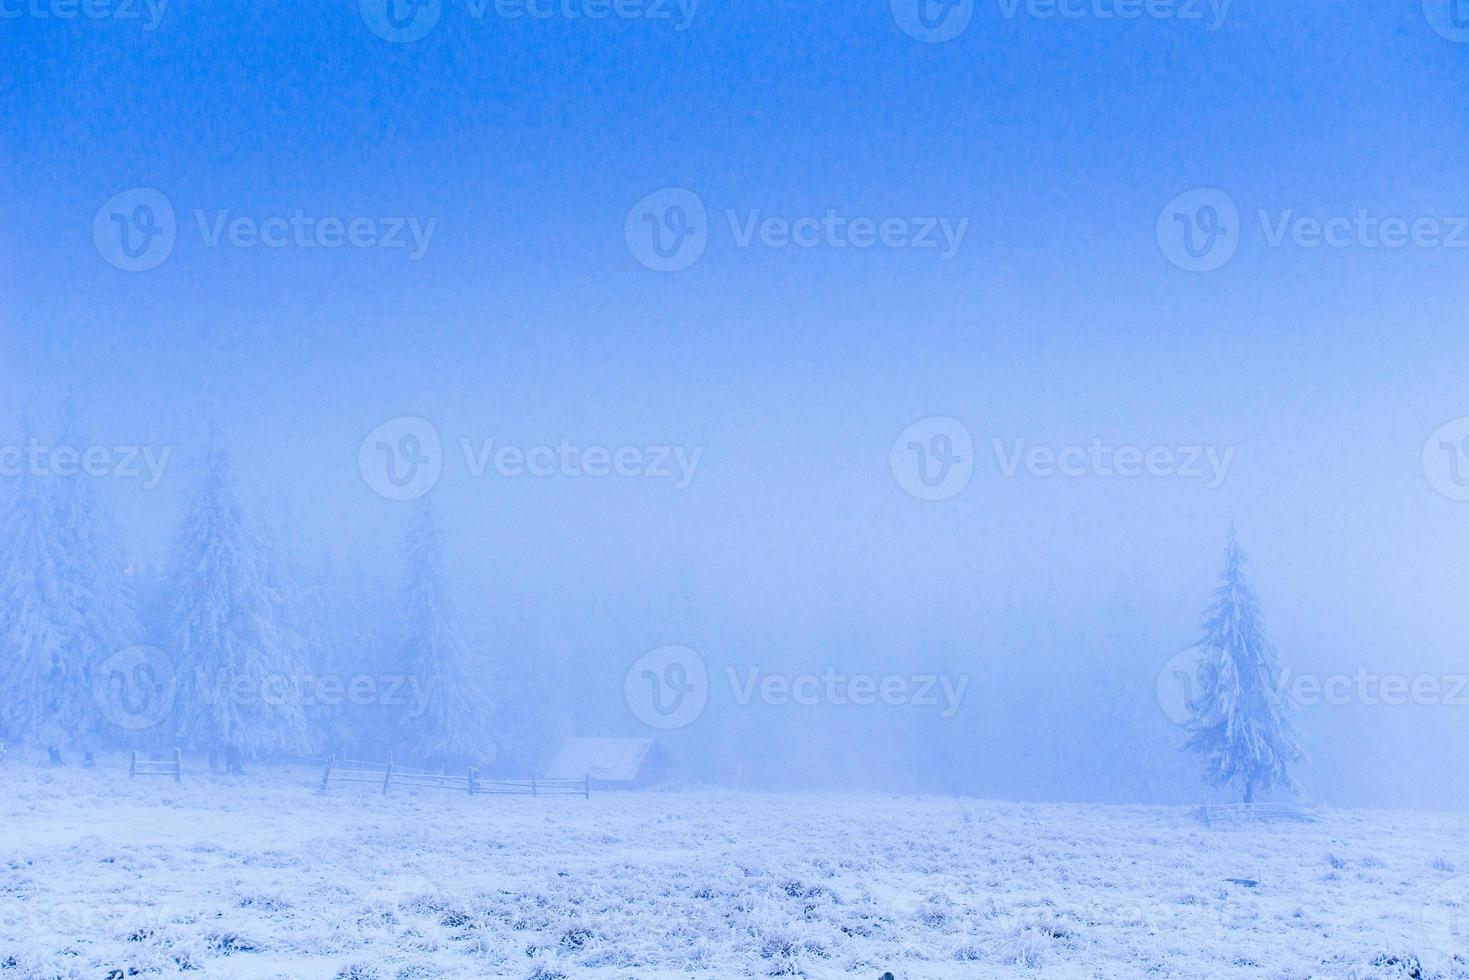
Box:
258, 504, 328, 754
51, 410, 144, 759
399, 498, 491, 765
1183, 528, 1302, 803
279, 544, 372, 758
167, 441, 306, 772
0, 474, 15, 746
0, 418, 90, 762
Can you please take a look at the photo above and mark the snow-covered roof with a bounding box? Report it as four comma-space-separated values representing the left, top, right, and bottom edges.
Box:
545, 737, 655, 782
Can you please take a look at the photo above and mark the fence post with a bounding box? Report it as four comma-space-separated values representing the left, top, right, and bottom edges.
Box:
531, 771, 538, 797
319, 755, 335, 794
173, 748, 182, 783
382, 762, 393, 796
584, 774, 590, 800
130, 751, 137, 778
438, 765, 445, 788
468, 768, 478, 795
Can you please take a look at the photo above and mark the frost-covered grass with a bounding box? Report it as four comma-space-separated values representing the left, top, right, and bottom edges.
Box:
2, 755, 1468, 979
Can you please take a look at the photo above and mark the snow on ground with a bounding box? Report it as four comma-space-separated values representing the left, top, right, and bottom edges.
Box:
2, 755, 1468, 979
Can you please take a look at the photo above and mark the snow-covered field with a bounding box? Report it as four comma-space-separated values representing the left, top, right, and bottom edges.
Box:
3, 756, 1467, 979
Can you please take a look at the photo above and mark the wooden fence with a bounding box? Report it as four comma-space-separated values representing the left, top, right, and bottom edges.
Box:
130, 749, 182, 783
318, 755, 589, 799
1197, 802, 1316, 826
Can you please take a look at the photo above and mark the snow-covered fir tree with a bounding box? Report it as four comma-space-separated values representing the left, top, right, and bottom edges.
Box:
0, 469, 16, 744
270, 532, 370, 758
51, 410, 144, 759
0, 420, 70, 759
1183, 528, 1302, 803
167, 441, 307, 772
0, 418, 95, 762
399, 497, 491, 765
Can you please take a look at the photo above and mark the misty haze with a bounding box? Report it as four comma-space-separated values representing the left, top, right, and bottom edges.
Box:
3, 1, 1469, 977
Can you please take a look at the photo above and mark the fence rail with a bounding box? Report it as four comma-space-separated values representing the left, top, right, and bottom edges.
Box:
130, 749, 182, 783
468, 774, 589, 797
318, 756, 589, 799
1197, 802, 1317, 826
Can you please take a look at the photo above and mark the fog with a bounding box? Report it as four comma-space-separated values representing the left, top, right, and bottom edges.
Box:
3, 0, 1468, 811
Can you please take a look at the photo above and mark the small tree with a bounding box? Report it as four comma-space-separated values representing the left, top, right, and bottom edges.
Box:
0, 418, 79, 762
399, 498, 491, 766
1183, 528, 1302, 803
51, 409, 144, 760
167, 441, 306, 772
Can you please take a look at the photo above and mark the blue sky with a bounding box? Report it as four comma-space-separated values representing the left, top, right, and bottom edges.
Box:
3, 0, 1469, 801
